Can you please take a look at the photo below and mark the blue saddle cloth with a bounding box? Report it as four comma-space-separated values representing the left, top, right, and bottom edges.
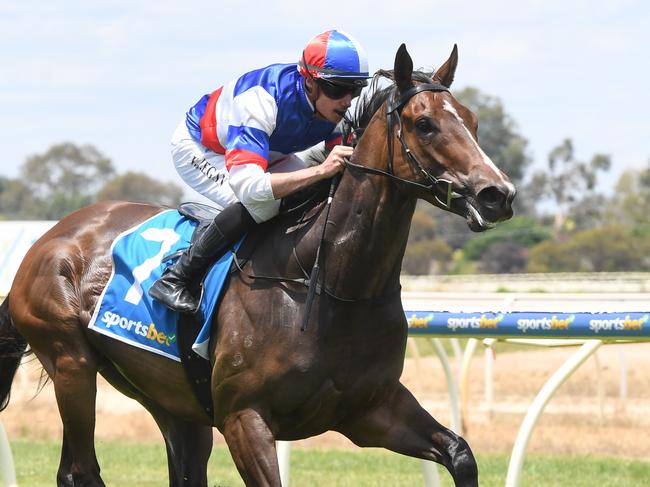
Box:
88, 210, 236, 361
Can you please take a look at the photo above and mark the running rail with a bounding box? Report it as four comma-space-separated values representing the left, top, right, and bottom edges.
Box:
404, 309, 650, 487
405, 310, 650, 340
0, 421, 17, 487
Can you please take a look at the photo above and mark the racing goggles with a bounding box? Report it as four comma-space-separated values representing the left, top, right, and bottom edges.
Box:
316, 78, 366, 99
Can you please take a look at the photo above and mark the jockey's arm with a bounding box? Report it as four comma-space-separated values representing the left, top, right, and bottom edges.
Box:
270, 145, 352, 198
228, 145, 352, 203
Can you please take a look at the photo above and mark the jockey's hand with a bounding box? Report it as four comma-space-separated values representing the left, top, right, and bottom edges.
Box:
318, 145, 353, 178
269, 145, 353, 199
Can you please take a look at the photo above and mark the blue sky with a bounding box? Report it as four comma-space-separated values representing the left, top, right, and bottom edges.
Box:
1, 1, 648, 198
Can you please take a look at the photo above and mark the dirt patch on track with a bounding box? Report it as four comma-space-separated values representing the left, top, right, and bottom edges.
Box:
4, 342, 650, 458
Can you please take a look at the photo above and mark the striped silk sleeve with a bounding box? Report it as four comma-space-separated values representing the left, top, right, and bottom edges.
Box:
224, 86, 278, 172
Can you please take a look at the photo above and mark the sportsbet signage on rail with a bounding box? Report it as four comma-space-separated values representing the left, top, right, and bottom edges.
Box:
406, 311, 650, 338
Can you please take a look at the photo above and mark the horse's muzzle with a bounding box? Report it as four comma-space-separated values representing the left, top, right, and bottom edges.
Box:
476, 184, 516, 223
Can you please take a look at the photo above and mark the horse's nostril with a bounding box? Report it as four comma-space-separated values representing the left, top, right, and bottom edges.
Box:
477, 186, 507, 209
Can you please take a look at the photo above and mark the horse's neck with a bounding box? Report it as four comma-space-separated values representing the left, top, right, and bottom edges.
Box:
321, 117, 416, 300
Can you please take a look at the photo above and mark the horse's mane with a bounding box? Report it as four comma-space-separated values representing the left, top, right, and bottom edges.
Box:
280, 69, 436, 220
352, 69, 436, 133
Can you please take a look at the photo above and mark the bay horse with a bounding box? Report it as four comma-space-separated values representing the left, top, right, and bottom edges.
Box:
0, 44, 514, 486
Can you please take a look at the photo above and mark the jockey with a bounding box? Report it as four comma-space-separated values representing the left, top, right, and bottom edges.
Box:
150, 29, 370, 313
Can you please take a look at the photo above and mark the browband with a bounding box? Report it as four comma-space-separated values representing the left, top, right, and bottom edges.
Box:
386, 83, 449, 114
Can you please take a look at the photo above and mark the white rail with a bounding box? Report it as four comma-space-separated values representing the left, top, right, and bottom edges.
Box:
0, 421, 17, 487
504, 340, 603, 487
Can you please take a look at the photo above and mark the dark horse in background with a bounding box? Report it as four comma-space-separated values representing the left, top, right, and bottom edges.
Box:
0, 44, 514, 486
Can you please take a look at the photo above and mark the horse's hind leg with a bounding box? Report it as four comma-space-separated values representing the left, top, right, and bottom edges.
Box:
147, 405, 213, 487
56, 432, 77, 487
337, 383, 478, 487
30, 340, 104, 486
55, 351, 104, 486
222, 409, 282, 487
98, 361, 213, 486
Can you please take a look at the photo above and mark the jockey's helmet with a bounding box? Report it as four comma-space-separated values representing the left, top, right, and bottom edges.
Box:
299, 30, 370, 83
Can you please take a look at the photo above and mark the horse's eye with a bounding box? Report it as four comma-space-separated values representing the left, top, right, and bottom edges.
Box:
415, 117, 437, 135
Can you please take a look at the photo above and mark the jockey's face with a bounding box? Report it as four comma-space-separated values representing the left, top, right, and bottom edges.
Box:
305, 77, 353, 124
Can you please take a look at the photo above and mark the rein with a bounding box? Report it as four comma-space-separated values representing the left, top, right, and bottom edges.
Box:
344, 83, 463, 210
299, 174, 339, 331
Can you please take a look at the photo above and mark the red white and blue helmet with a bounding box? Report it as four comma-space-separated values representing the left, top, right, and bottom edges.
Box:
299, 30, 370, 81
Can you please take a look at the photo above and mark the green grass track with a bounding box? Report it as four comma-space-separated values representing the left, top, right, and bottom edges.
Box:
9, 439, 650, 486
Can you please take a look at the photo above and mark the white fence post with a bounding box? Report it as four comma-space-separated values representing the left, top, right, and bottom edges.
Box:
618, 347, 628, 412
276, 441, 290, 486
484, 341, 495, 418
0, 421, 18, 487
505, 340, 603, 487
459, 338, 479, 431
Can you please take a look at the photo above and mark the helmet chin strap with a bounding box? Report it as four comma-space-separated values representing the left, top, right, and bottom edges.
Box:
304, 79, 330, 120
301, 52, 332, 121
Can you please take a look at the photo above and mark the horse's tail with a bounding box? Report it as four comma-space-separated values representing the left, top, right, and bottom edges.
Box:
0, 294, 27, 411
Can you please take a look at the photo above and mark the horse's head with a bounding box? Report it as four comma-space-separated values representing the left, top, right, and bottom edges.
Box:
388, 44, 516, 231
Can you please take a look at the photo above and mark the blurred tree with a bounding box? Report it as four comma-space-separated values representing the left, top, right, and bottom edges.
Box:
0, 176, 40, 219
529, 139, 610, 233
461, 216, 551, 261
568, 226, 643, 271
527, 225, 648, 272
526, 239, 574, 273
447, 216, 551, 273
478, 240, 528, 274
97, 171, 184, 207
604, 163, 650, 230
566, 193, 608, 231
22, 142, 115, 197
638, 162, 650, 236
408, 207, 437, 242
402, 240, 454, 275
642, 161, 650, 189
44, 193, 94, 220
17, 142, 116, 219
426, 206, 474, 251
403, 204, 453, 274
519, 171, 551, 217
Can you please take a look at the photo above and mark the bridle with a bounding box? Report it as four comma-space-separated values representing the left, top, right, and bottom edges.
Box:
344, 83, 464, 210
234, 82, 467, 324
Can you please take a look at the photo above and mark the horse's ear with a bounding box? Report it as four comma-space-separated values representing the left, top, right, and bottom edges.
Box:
434, 44, 458, 88
394, 43, 413, 93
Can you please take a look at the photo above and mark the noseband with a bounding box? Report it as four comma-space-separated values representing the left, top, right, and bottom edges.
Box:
345, 83, 463, 210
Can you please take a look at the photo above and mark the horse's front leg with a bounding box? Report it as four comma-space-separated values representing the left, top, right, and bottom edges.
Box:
222, 409, 281, 487
337, 382, 478, 487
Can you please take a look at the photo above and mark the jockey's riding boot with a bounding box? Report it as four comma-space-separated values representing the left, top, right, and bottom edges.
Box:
149, 202, 256, 314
